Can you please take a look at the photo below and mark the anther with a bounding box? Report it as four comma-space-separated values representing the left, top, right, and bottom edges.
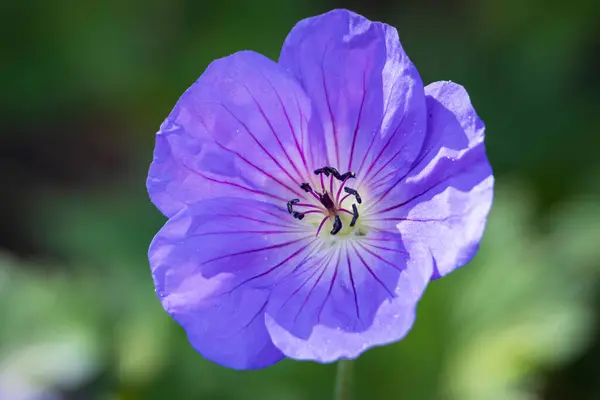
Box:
287, 198, 299, 214
338, 171, 355, 181
327, 167, 354, 181
313, 167, 331, 177
314, 166, 355, 182
300, 183, 313, 192
350, 204, 359, 227
323, 167, 341, 179
326, 167, 340, 178
344, 187, 362, 204
330, 215, 342, 235
292, 211, 305, 220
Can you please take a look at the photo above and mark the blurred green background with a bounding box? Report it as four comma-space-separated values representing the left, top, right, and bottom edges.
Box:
2, 0, 600, 399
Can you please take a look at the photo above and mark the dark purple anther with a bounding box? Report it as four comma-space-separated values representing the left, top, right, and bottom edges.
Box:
287, 198, 299, 214
314, 166, 354, 182
300, 183, 313, 192
325, 167, 340, 178
350, 204, 359, 227
314, 167, 356, 182
313, 167, 331, 177
333, 167, 354, 181
338, 171, 355, 181
292, 211, 305, 220
344, 187, 362, 204
330, 215, 342, 235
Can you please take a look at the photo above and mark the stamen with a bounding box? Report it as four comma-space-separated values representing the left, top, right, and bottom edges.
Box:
300, 183, 313, 192
338, 171, 355, 181
314, 166, 355, 182
300, 182, 322, 202
330, 215, 342, 235
287, 198, 299, 214
343, 187, 362, 204
350, 204, 359, 227
286, 167, 363, 236
325, 167, 340, 178
313, 167, 331, 176
335, 174, 353, 203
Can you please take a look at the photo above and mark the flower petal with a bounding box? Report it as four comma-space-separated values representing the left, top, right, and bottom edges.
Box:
147, 51, 327, 217
364, 81, 494, 278
149, 197, 317, 369
264, 234, 431, 362
279, 9, 426, 181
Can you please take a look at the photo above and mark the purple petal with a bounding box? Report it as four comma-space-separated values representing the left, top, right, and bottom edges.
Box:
149, 197, 317, 369
279, 9, 426, 181
264, 235, 431, 362
147, 51, 327, 217
364, 81, 494, 278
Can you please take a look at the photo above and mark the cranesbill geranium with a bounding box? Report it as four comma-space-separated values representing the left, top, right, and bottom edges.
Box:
147, 9, 493, 369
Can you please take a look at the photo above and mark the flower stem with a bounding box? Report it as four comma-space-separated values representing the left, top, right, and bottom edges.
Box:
333, 359, 354, 400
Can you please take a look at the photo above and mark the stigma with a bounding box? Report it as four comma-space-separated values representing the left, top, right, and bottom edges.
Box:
286, 166, 362, 237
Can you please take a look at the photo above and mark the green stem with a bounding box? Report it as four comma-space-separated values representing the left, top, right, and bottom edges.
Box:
333, 359, 355, 400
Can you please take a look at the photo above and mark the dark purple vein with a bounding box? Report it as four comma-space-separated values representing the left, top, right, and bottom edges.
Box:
346, 246, 361, 320
362, 216, 449, 223
236, 300, 268, 333
294, 94, 313, 174
317, 247, 341, 323
215, 142, 303, 198
282, 240, 323, 279
225, 238, 316, 294
362, 236, 399, 243
364, 143, 435, 211
254, 207, 298, 225
204, 236, 311, 265
362, 113, 407, 184
243, 85, 304, 183
351, 243, 395, 299
188, 230, 307, 238
276, 247, 325, 314
347, 70, 368, 171
355, 242, 403, 272
369, 169, 397, 190
373, 173, 455, 215
355, 76, 403, 178
320, 43, 340, 168
355, 128, 379, 180
180, 163, 287, 202
369, 181, 394, 197
293, 250, 335, 324
361, 242, 408, 254
259, 71, 312, 178
206, 101, 302, 187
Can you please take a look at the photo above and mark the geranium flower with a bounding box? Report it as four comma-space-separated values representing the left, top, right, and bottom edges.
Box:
147, 9, 493, 369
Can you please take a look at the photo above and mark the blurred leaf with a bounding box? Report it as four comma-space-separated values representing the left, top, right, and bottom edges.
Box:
0, 255, 102, 398
442, 184, 596, 400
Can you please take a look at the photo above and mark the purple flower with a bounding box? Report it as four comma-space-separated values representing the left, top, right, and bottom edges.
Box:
147, 9, 493, 369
